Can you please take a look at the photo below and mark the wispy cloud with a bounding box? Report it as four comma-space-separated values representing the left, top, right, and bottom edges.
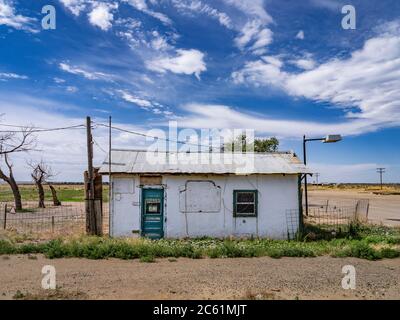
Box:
118, 89, 153, 108
0, 0, 37, 32
235, 20, 273, 55
0, 72, 28, 80
232, 21, 400, 134
59, 62, 114, 81
222, 0, 273, 25
0, 92, 147, 181
308, 0, 344, 11
171, 0, 233, 29
295, 30, 305, 40
122, 0, 172, 25
175, 103, 381, 138
59, 0, 88, 16
118, 89, 177, 118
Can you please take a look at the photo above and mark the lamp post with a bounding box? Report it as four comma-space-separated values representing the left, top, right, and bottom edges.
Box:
303, 135, 342, 216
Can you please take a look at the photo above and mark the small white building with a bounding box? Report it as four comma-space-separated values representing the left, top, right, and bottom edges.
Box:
99, 150, 308, 240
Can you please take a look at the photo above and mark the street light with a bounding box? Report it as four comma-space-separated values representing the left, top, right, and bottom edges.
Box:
303, 134, 342, 216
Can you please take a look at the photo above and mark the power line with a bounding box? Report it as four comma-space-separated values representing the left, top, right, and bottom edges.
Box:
93, 137, 108, 154
0, 124, 86, 133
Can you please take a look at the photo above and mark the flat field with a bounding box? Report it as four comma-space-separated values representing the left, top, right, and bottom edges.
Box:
308, 185, 400, 226
0, 184, 108, 203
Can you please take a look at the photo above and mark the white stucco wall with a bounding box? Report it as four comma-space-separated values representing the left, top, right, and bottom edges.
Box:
110, 174, 300, 239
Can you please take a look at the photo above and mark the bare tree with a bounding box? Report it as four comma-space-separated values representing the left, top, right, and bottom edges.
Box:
48, 184, 61, 206
0, 126, 36, 156
0, 154, 22, 210
0, 124, 36, 211
28, 160, 60, 208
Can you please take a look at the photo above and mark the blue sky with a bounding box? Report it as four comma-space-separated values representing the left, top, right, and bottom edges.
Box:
0, 0, 399, 182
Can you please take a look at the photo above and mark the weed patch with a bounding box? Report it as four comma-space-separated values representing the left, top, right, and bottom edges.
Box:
0, 224, 399, 261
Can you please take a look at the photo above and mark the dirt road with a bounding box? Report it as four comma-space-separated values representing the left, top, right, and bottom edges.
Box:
1, 255, 399, 300
309, 190, 400, 226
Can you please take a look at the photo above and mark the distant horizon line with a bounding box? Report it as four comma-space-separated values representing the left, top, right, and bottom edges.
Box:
1, 181, 399, 185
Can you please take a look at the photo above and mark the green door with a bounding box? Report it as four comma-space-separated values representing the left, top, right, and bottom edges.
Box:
141, 189, 164, 239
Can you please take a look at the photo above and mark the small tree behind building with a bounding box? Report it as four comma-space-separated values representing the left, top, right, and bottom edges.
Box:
224, 134, 279, 153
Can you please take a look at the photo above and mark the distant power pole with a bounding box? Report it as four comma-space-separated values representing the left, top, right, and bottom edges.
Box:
376, 168, 385, 190
314, 173, 320, 185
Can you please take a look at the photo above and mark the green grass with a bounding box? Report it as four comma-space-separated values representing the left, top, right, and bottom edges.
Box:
1, 224, 399, 261
0, 184, 109, 203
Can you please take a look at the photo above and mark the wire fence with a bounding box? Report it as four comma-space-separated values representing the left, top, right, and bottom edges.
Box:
0, 201, 109, 238
286, 199, 370, 240
1, 198, 370, 241
304, 205, 356, 233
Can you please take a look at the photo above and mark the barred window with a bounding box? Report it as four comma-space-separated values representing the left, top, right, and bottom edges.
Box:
233, 190, 258, 217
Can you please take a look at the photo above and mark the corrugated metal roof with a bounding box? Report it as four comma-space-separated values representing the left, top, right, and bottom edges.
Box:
98, 149, 309, 175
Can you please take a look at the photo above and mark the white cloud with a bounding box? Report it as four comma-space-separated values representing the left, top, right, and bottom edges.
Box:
296, 30, 305, 40
115, 17, 141, 30
222, 0, 273, 25
171, 0, 233, 29
0, 0, 37, 32
0, 72, 28, 80
309, 0, 343, 11
53, 77, 66, 84
88, 2, 117, 31
176, 103, 378, 138
290, 56, 316, 70
232, 22, 400, 134
146, 49, 207, 80
119, 90, 153, 108
0, 93, 147, 181
122, 0, 172, 25
232, 55, 285, 87
66, 86, 78, 93
234, 19, 273, 55
59, 62, 114, 81
59, 0, 88, 16
60, 1, 118, 30
150, 31, 172, 51
117, 90, 176, 117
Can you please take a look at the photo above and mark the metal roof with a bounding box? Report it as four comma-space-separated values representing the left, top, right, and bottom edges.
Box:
99, 149, 309, 175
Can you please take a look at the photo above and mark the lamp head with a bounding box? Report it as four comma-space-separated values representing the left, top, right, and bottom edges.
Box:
324, 135, 342, 143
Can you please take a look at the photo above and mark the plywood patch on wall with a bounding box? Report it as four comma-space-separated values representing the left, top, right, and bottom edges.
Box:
140, 175, 162, 186
179, 180, 221, 213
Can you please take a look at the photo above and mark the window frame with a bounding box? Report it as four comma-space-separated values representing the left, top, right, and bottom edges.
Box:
233, 190, 258, 217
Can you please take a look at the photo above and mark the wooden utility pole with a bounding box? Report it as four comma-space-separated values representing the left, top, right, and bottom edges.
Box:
376, 168, 385, 190
86, 116, 97, 235
108, 116, 112, 236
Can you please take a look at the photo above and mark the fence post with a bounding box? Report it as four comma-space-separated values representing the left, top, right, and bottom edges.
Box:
51, 216, 55, 233
3, 204, 7, 230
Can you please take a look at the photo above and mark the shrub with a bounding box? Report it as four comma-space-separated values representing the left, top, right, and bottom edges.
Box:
0, 240, 16, 255
346, 242, 381, 260
379, 248, 400, 259
140, 255, 155, 263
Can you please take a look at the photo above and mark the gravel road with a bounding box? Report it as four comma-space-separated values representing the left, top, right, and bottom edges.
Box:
1, 255, 399, 300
